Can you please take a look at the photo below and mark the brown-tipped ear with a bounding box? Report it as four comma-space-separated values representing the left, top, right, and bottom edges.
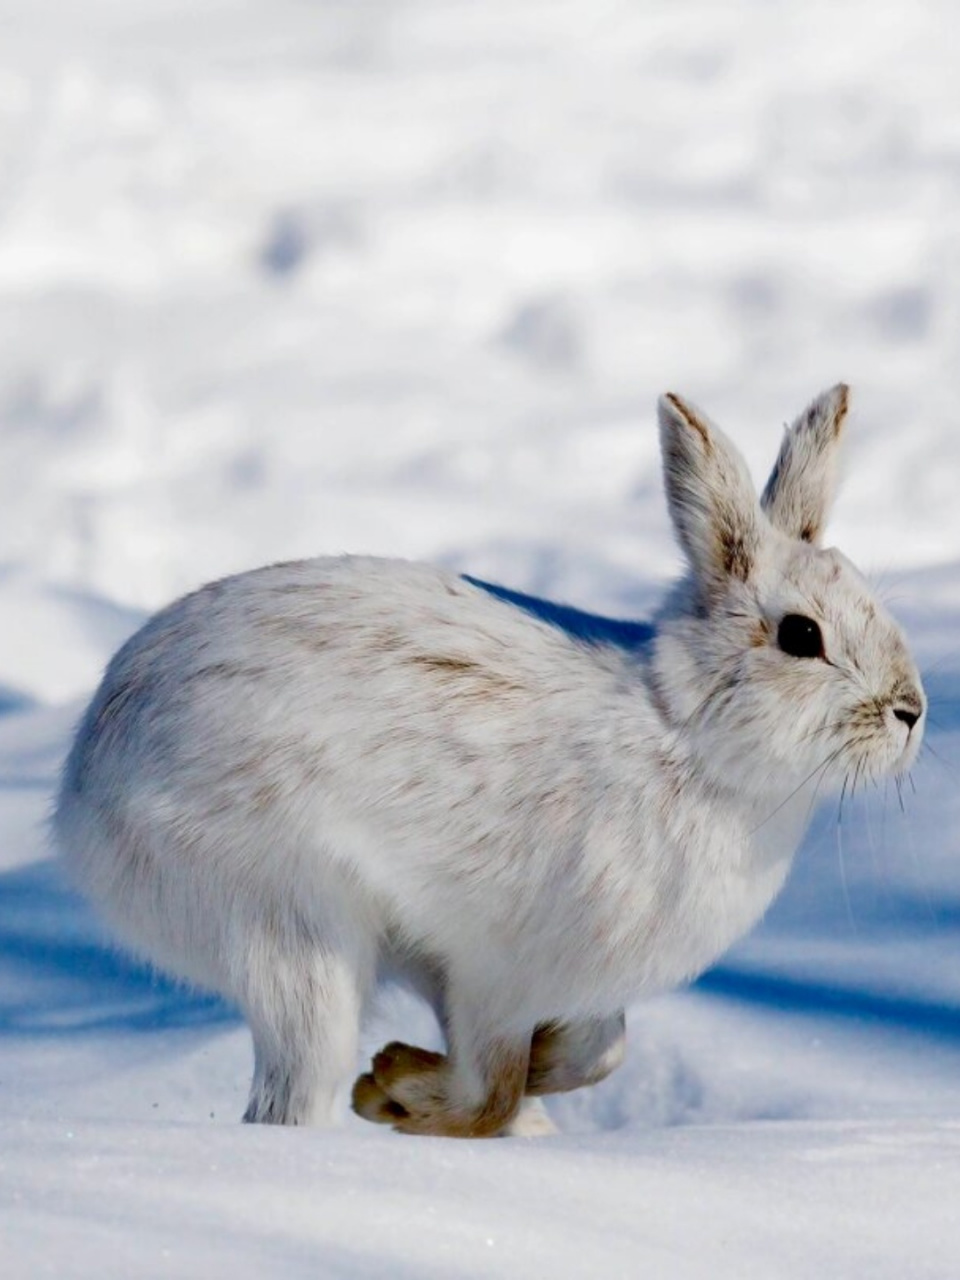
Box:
761, 384, 849, 545
658, 392, 761, 596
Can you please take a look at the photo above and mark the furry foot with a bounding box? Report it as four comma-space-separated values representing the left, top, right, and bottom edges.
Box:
373, 1041, 446, 1105
526, 1014, 626, 1096
351, 1038, 527, 1138
351, 1071, 408, 1125
351, 1041, 447, 1131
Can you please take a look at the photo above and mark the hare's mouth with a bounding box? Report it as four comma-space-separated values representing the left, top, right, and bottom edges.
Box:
894, 726, 923, 774
819, 728, 915, 799
888, 700, 924, 774
836, 695, 924, 778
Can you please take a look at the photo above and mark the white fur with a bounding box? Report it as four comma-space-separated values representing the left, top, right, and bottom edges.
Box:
53, 386, 925, 1133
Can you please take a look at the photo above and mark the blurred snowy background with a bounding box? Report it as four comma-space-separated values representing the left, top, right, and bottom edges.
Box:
3, 2, 960, 1277
4, 1, 960, 632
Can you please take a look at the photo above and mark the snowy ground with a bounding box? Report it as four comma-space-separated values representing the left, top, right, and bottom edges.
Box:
3, 1, 960, 1276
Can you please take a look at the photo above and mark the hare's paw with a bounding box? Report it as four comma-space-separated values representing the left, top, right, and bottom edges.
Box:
373, 1041, 447, 1117
352, 1036, 528, 1138
526, 1013, 626, 1096
351, 1041, 446, 1129
351, 1071, 409, 1126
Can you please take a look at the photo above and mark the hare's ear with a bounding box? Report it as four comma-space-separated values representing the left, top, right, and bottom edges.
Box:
658, 392, 761, 596
760, 384, 849, 545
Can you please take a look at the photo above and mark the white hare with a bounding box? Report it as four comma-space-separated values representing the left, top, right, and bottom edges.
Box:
54, 386, 925, 1137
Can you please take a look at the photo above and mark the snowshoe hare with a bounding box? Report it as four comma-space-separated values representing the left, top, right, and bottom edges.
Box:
55, 386, 925, 1137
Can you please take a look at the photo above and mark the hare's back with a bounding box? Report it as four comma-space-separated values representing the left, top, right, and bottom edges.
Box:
63, 556, 631, 831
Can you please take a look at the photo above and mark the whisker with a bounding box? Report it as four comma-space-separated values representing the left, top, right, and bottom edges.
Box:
801, 743, 838, 831
861, 765, 882, 881
850, 758, 861, 802
675, 677, 729, 735
925, 706, 960, 721
853, 756, 870, 802
749, 745, 847, 835
921, 652, 960, 677
882, 775, 889, 837
795, 719, 851, 747
835, 774, 856, 933
921, 740, 958, 778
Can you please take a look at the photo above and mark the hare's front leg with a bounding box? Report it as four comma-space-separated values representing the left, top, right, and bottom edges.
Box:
525, 1012, 626, 1095
240, 906, 376, 1126
352, 997, 530, 1138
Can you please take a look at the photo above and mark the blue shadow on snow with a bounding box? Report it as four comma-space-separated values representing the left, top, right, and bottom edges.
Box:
697, 965, 960, 1043
462, 576, 655, 651
0, 859, 238, 1037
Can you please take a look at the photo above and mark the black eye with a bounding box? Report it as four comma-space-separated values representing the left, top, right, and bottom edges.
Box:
777, 614, 824, 660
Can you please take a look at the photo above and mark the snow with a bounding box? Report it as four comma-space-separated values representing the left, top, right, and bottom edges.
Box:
2, 1, 960, 1275
5, 1120, 960, 1280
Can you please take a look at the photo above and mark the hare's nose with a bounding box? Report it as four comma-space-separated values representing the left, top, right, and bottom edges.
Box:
893, 706, 920, 731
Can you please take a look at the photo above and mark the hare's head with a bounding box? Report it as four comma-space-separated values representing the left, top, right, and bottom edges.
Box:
653, 385, 924, 802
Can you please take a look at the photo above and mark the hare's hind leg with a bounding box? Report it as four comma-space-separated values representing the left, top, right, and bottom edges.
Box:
240, 912, 375, 1127
500, 1013, 627, 1137
352, 989, 529, 1139
525, 1012, 626, 1096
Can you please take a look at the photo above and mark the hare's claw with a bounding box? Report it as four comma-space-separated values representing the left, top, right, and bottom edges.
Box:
351, 1071, 408, 1125
352, 1041, 447, 1130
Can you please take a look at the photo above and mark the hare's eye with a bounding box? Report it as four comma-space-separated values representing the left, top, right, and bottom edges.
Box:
777, 614, 824, 660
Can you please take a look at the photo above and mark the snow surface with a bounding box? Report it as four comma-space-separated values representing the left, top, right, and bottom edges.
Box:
3, 1, 960, 1275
